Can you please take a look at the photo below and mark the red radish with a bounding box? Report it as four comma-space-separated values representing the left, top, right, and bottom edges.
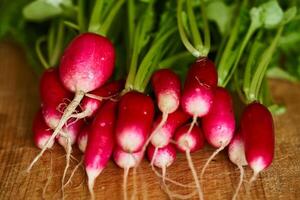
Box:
115, 91, 154, 153
113, 146, 144, 200
240, 102, 274, 186
201, 87, 235, 180
28, 33, 115, 172
151, 109, 190, 148
33, 110, 55, 149
228, 133, 247, 200
84, 101, 117, 199
74, 80, 124, 119
77, 124, 90, 153
147, 143, 176, 182
39, 68, 72, 129
181, 58, 217, 120
174, 124, 205, 200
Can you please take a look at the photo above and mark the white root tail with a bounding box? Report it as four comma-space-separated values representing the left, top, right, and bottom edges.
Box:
88, 176, 96, 200
185, 150, 204, 200
200, 144, 226, 179
150, 147, 158, 166
27, 91, 85, 172
246, 170, 259, 197
232, 165, 244, 200
123, 167, 130, 200
61, 136, 72, 199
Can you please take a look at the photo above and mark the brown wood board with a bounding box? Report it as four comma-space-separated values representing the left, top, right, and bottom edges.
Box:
0, 41, 299, 200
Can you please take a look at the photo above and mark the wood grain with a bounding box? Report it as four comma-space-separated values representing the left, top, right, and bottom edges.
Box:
0, 41, 299, 200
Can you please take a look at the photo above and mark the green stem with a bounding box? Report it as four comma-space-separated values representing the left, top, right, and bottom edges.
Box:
64, 21, 80, 30
186, 0, 202, 49
159, 52, 193, 68
200, 0, 210, 52
35, 36, 49, 69
222, 23, 257, 87
243, 32, 263, 100
127, 0, 135, 55
88, 0, 104, 33
77, 0, 86, 33
177, 0, 201, 57
99, 0, 125, 36
49, 20, 64, 66
233, 67, 247, 104
249, 26, 283, 101
47, 21, 56, 62
133, 28, 176, 90
217, 16, 240, 84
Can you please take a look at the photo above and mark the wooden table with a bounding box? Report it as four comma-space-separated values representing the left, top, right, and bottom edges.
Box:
0, 41, 299, 200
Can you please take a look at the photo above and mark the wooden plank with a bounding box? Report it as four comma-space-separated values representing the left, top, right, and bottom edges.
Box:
0, 41, 299, 199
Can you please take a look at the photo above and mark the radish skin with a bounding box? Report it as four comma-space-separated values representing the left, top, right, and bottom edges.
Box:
28, 33, 115, 172
75, 80, 124, 119
116, 91, 154, 153
228, 133, 247, 200
84, 101, 117, 199
174, 124, 205, 200
113, 147, 144, 200
201, 87, 235, 180
33, 110, 55, 149
240, 102, 274, 187
77, 124, 90, 153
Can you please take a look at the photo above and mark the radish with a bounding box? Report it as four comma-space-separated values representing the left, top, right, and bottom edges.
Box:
84, 101, 117, 199
174, 124, 205, 200
151, 109, 190, 148
240, 102, 274, 187
181, 58, 218, 141
115, 91, 154, 153
147, 143, 176, 182
77, 124, 90, 153
39, 68, 72, 129
228, 133, 247, 200
113, 146, 144, 200
201, 87, 235, 180
33, 110, 55, 149
74, 80, 124, 119
28, 33, 115, 172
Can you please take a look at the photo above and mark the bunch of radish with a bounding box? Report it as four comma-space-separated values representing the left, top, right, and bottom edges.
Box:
26, 0, 281, 199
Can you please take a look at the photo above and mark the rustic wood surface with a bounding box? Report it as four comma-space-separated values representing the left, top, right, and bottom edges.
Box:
0, 41, 299, 200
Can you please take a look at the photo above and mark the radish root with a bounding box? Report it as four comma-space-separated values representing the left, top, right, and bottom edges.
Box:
42, 151, 53, 199
88, 175, 96, 200
130, 167, 137, 200
200, 143, 226, 179
63, 157, 83, 188
61, 136, 71, 199
123, 167, 130, 200
150, 147, 158, 166
232, 165, 244, 200
27, 90, 85, 172
185, 150, 203, 200
246, 170, 259, 196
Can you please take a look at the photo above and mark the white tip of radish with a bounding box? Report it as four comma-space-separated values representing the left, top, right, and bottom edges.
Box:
151, 128, 169, 148
45, 117, 60, 129
228, 138, 247, 166
37, 136, 55, 149
118, 128, 144, 152
158, 92, 179, 114
184, 96, 210, 117
57, 132, 77, 149
249, 156, 266, 173
177, 134, 196, 152
78, 134, 88, 153
153, 151, 174, 168
86, 167, 103, 200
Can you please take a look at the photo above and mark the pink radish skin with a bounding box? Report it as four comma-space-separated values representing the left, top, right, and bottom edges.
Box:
39, 68, 73, 129
79, 80, 124, 118
77, 125, 90, 153
84, 101, 117, 199
174, 124, 205, 200
228, 133, 247, 200
59, 33, 115, 93
147, 143, 176, 171
116, 91, 154, 153
202, 87, 235, 148
174, 124, 205, 153
151, 69, 181, 114
200, 87, 235, 181
181, 58, 217, 118
33, 110, 55, 149
241, 102, 274, 182
113, 146, 144, 200
151, 109, 190, 148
